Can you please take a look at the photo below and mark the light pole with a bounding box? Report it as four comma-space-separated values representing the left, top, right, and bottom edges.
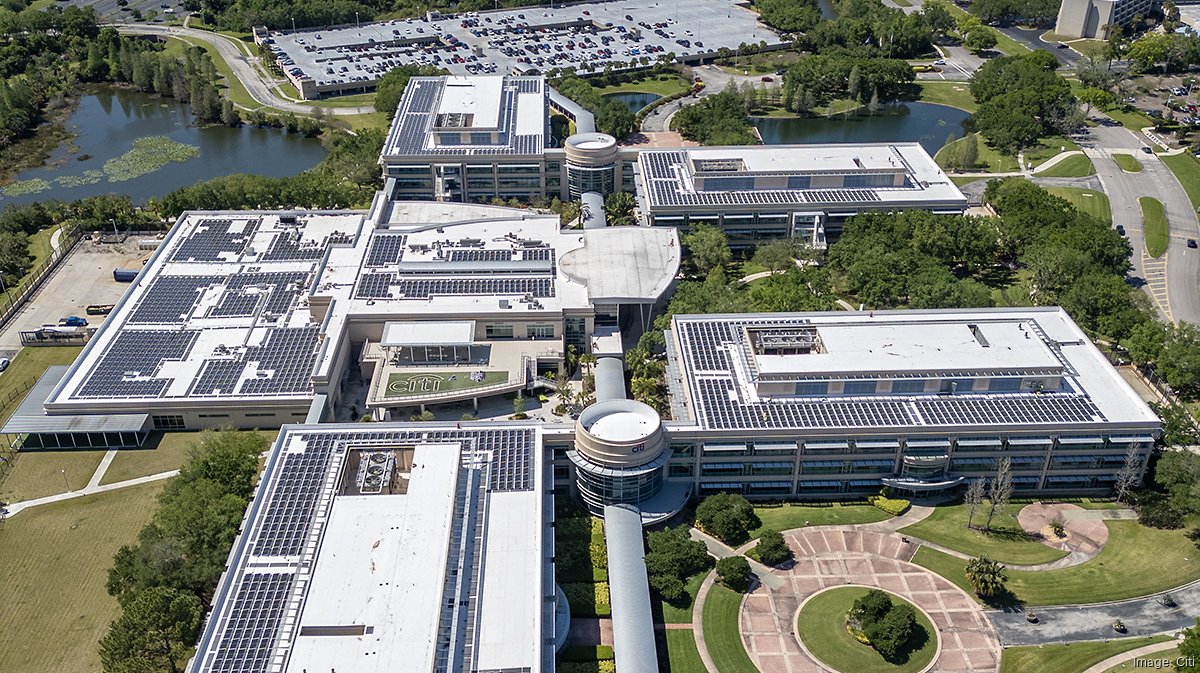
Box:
291, 16, 296, 33
61, 469, 70, 492
356, 11, 360, 33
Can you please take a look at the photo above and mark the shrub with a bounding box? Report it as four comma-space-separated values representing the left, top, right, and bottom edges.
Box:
695, 493, 760, 545
755, 529, 794, 566
560, 645, 615, 662
716, 556, 753, 592
867, 495, 911, 516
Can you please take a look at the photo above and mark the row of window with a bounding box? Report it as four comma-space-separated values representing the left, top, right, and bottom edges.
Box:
793, 377, 1048, 396
483, 324, 557, 339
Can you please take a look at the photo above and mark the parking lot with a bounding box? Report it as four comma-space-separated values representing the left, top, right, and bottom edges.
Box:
261, 0, 781, 98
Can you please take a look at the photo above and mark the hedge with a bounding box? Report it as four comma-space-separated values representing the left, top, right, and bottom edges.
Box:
561, 646, 616, 662
868, 495, 911, 516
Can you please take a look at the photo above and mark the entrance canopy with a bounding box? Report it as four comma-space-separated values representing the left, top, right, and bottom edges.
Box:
382, 321, 475, 347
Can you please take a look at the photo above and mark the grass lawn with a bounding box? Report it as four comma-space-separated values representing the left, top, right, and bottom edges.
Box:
1161, 152, 1200, 213
660, 571, 708, 623
1046, 188, 1112, 224
1101, 644, 1179, 672
912, 521, 1200, 606
702, 584, 756, 673
1024, 136, 1081, 167
1106, 107, 1154, 133
716, 50, 803, 75
1140, 197, 1168, 258
798, 587, 937, 673
999, 637, 1173, 673
596, 74, 690, 97
0, 480, 164, 673
1112, 153, 1143, 172
751, 502, 889, 538
952, 176, 988, 188
383, 370, 509, 398
663, 630, 707, 673
0, 346, 83, 425
0, 449, 108, 504
899, 504, 1068, 565
1036, 154, 1095, 178
99, 432, 198, 485
936, 133, 1020, 173
917, 81, 977, 113
943, 4, 1029, 55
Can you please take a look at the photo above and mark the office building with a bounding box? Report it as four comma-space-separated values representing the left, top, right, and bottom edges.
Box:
1055, 0, 1156, 39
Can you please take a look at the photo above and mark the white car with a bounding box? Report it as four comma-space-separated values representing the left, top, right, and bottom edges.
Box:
934, 59, 946, 65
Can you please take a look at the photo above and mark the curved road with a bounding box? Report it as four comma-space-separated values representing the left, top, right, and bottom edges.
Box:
113, 23, 376, 115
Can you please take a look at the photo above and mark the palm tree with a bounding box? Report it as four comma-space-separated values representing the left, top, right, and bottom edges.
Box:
965, 556, 1007, 598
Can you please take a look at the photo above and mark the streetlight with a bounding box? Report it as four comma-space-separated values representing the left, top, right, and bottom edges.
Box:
61, 469, 70, 492
356, 11, 360, 33
291, 16, 296, 33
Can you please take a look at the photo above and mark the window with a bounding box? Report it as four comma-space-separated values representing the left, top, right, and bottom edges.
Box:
198, 413, 230, 419
245, 412, 276, 418
988, 378, 1022, 392
703, 176, 755, 191
669, 464, 694, 478
843, 173, 896, 188
843, 380, 877, 395
485, 324, 514, 339
527, 324, 556, 339
891, 379, 926, 394
152, 415, 185, 430
787, 175, 811, 189
941, 378, 974, 393
795, 381, 828, 396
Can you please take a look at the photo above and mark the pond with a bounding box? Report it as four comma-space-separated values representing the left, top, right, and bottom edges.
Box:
603, 91, 663, 113
0, 86, 328, 206
752, 102, 972, 156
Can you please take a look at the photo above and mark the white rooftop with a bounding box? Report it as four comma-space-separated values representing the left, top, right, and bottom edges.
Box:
382, 320, 475, 346
438, 75, 504, 129
754, 319, 1064, 378
690, 144, 909, 174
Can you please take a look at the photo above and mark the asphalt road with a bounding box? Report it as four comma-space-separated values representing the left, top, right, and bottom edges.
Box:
1083, 120, 1200, 324
641, 64, 759, 132
115, 24, 375, 115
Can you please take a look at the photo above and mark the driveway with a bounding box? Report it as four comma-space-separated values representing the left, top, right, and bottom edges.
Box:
1084, 120, 1200, 324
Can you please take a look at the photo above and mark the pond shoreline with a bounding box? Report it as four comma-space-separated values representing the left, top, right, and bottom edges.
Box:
0, 93, 84, 187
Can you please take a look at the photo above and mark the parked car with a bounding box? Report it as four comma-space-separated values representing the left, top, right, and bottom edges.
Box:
1116, 224, 1126, 236
1189, 239, 1198, 249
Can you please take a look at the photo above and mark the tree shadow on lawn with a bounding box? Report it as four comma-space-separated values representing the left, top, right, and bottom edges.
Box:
981, 587, 1026, 613
974, 523, 1044, 544
879, 623, 932, 666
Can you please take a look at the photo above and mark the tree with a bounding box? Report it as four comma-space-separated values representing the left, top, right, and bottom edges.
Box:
750, 239, 799, 273
851, 589, 894, 625
1179, 618, 1200, 673
596, 99, 635, 138
1113, 445, 1142, 504
964, 555, 1007, 597
374, 64, 447, 117
682, 224, 732, 276
964, 478, 987, 529
865, 602, 917, 660
513, 393, 526, 417
1078, 86, 1115, 114
99, 586, 203, 673
755, 529, 793, 566
984, 457, 1013, 531
695, 493, 760, 544
716, 555, 753, 592
1154, 450, 1200, 516
959, 133, 979, 169
604, 191, 636, 226
645, 526, 715, 602
964, 28, 998, 53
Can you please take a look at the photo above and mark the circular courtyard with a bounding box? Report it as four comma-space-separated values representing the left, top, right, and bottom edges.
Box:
737, 529, 1001, 673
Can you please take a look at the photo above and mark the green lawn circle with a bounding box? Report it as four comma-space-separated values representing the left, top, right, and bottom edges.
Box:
795, 586, 939, 673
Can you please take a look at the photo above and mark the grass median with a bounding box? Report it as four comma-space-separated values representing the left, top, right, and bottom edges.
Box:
1035, 153, 1094, 178
1046, 187, 1112, 224
1140, 197, 1168, 258
1112, 153, 1143, 172
999, 636, 1172, 673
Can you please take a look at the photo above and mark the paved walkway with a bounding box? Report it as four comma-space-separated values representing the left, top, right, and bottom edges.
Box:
1080, 640, 1181, 673
1014, 504, 1137, 571
740, 529, 1001, 673
988, 578, 1200, 646
2, 469, 179, 518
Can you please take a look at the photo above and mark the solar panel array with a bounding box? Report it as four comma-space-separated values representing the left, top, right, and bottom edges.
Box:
676, 317, 1109, 431
190, 359, 245, 397
262, 230, 349, 262
354, 274, 555, 299
640, 150, 891, 209
206, 573, 293, 673
171, 218, 258, 262
241, 327, 321, 395
365, 234, 407, 267
76, 331, 197, 398
128, 275, 211, 324
385, 77, 545, 156
196, 426, 539, 673
356, 272, 395, 298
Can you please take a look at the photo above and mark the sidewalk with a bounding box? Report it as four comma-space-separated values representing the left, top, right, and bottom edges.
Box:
1080, 639, 1180, 673
3, 469, 178, 517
